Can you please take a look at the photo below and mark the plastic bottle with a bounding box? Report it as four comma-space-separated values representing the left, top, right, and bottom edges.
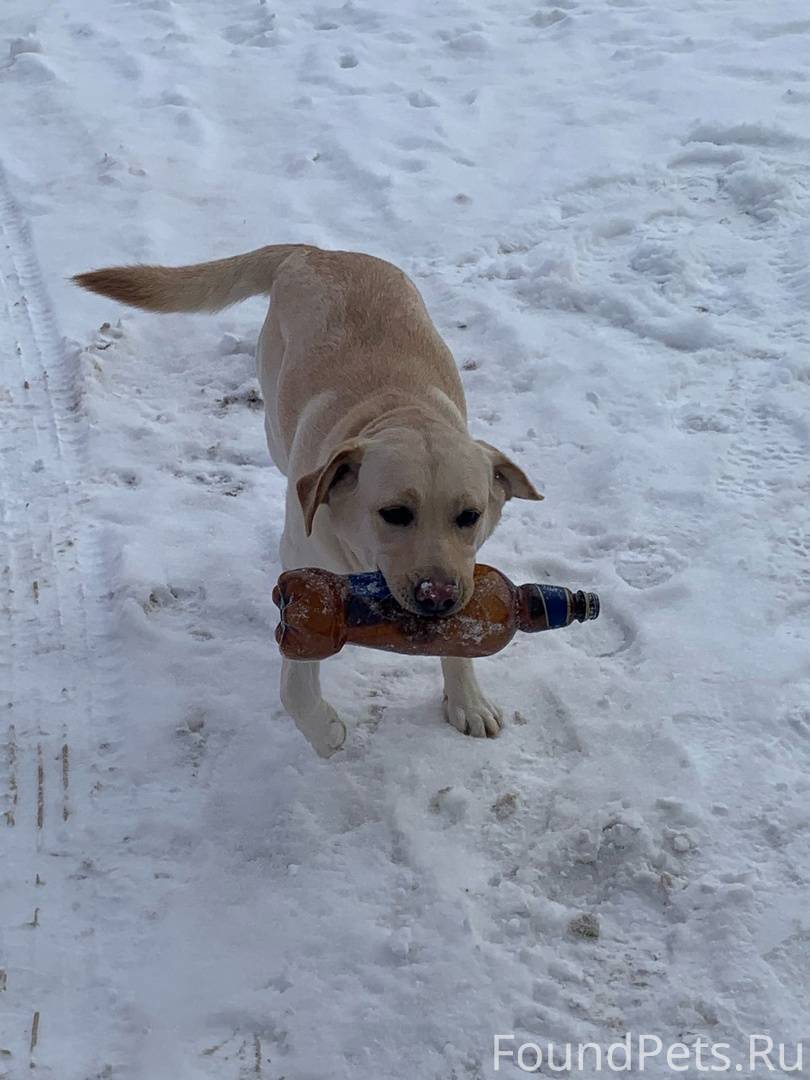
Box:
273, 564, 599, 661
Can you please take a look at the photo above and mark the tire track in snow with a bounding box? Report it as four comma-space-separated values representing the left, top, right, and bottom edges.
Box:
0, 165, 125, 1076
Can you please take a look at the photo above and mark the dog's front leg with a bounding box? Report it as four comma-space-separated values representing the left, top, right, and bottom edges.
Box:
441, 657, 503, 738
280, 658, 346, 757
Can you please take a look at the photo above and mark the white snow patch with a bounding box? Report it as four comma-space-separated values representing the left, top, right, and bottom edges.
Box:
2, 0, 809, 1075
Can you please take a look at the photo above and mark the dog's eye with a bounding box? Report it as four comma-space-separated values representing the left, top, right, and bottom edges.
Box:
379, 506, 414, 527
455, 509, 481, 529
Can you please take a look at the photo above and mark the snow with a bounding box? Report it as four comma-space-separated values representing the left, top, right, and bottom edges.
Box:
1, 0, 809, 1077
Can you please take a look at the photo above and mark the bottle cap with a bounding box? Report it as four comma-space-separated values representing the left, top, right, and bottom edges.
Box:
571, 590, 600, 622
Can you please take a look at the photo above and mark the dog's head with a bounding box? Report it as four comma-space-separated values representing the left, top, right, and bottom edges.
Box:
297, 424, 542, 615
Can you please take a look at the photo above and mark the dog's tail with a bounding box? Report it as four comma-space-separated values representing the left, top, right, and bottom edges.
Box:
72, 243, 310, 313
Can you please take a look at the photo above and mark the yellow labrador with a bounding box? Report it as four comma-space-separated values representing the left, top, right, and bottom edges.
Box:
74, 245, 542, 756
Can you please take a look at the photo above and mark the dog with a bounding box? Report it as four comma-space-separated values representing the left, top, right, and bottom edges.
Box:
74, 245, 542, 756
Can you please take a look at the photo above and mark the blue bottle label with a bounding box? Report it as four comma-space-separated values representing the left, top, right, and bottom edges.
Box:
347, 571, 392, 602
536, 584, 571, 629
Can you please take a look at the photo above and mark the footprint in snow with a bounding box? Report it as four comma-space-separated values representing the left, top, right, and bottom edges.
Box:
222, 9, 277, 46
716, 404, 807, 502
577, 604, 637, 659
744, 18, 810, 41
783, 88, 810, 105
99, 467, 141, 488
685, 121, 805, 149
408, 90, 438, 108
398, 157, 428, 173
614, 536, 688, 590
167, 464, 247, 497
675, 403, 737, 435
6, 52, 57, 83
529, 9, 570, 29
445, 31, 491, 56
777, 228, 810, 305
142, 583, 205, 613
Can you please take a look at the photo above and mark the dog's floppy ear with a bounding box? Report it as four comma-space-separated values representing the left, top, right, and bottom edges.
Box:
477, 441, 544, 501
297, 440, 366, 535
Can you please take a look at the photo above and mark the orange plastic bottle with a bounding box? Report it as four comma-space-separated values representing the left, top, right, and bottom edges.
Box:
273, 565, 599, 661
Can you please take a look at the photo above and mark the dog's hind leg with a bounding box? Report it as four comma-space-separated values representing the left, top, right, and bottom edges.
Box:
280, 658, 346, 757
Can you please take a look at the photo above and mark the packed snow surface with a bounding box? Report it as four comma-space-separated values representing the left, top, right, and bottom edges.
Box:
1, 0, 809, 1077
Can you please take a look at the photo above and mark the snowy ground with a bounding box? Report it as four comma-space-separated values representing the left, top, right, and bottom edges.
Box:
2, 0, 810, 1077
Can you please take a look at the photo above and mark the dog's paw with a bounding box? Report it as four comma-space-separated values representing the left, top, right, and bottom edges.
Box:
294, 702, 347, 758
443, 691, 503, 738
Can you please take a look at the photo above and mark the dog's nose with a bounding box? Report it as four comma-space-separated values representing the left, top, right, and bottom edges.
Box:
413, 578, 460, 616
